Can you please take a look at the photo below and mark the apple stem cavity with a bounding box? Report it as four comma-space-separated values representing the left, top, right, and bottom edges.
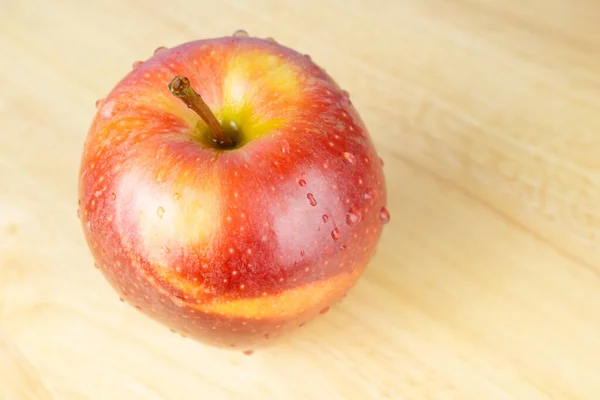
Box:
168, 76, 235, 148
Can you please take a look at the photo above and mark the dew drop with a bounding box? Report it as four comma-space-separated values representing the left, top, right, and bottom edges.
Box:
281, 139, 290, 153
300, 250, 305, 256
135, 305, 142, 311
307, 193, 317, 206
93, 262, 99, 269
320, 306, 330, 314
173, 192, 180, 200
119, 297, 125, 302
163, 245, 171, 254
100, 101, 115, 118
95, 99, 103, 108
341, 90, 349, 98
154, 46, 168, 55
364, 189, 376, 201
76, 208, 80, 219
266, 37, 277, 44
304, 54, 312, 61
379, 157, 385, 166
132, 60, 143, 69
233, 29, 249, 38
345, 207, 362, 226
331, 228, 341, 241
379, 206, 391, 224
298, 179, 307, 187
342, 152, 356, 165
157, 206, 165, 219
111, 192, 116, 201
243, 350, 254, 356
322, 214, 329, 223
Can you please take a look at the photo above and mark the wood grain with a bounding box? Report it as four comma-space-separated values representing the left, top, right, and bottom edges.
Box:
1, 0, 600, 398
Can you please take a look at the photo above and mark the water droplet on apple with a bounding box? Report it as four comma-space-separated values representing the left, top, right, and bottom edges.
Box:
364, 189, 376, 201
322, 214, 329, 223
298, 179, 307, 187
264, 333, 270, 339
132, 60, 143, 69
76, 208, 80, 219
265, 37, 277, 44
345, 207, 362, 226
119, 297, 125, 302
304, 54, 312, 61
379, 157, 384, 166
163, 245, 171, 254
157, 206, 165, 219
331, 228, 341, 241
100, 101, 115, 118
281, 139, 290, 153
154, 46, 168, 55
233, 29, 249, 38
93, 262, 99, 269
342, 152, 356, 165
243, 350, 254, 356
95, 99, 103, 108
307, 193, 317, 206
173, 192, 180, 200
342, 90, 352, 104
319, 306, 330, 314
111, 192, 116, 201
300, 250, 305, 256
379, 206, 390, 224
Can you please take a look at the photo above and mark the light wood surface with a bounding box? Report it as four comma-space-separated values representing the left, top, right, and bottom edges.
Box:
2, 0, 600, 398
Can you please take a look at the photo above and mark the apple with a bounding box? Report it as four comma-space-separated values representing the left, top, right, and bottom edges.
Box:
78, 30, 389, 349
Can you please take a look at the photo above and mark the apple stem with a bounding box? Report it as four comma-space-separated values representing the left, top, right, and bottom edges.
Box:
168, 76, 234, 147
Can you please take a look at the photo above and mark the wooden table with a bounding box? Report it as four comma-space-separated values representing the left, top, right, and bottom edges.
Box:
1, 0, 600, 398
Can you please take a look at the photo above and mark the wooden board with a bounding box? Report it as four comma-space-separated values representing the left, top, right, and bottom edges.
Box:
1, 0, 600, 398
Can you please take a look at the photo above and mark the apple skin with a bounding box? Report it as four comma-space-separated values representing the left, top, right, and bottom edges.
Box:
78, 33, 389, 348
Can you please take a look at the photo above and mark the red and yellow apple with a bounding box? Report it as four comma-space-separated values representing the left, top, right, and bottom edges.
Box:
78, 31, 389, 349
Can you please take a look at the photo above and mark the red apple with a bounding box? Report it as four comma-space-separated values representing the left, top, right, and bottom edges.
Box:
78, 30, 389, 349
